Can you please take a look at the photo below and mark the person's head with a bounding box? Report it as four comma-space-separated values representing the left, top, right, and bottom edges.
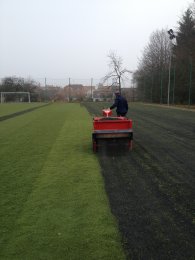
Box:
115, 90, 120, 96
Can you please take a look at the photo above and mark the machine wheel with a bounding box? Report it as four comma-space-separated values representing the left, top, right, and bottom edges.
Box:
128, 140, 133, 151
93, 140, 97, 152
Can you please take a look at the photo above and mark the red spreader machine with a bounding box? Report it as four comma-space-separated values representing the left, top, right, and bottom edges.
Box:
92, 109, 133, 152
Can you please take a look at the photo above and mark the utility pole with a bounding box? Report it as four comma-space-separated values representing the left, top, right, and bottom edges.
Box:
91, 78, 93, 101
167, 55, 171, 106
68, 78, 71, 102
173, 66, 176, 104
151, 73, 153, 103
188, 58, 192, 107
28, 92, 31, 103
143, 77, 146, 102
45, 77, 47, 102
167, 29, 176, 106
160, 70, 163, 104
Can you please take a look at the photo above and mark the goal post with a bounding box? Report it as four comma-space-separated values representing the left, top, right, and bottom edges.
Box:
0, 92, 31, 103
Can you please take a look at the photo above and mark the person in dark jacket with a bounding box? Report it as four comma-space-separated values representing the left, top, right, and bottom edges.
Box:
110, 91, 128, 116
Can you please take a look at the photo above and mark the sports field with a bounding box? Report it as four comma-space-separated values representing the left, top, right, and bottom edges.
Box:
0, 103, 125, 260
84, 102, 195, 259
0, 102, 195, 259
0, 103, 45, 116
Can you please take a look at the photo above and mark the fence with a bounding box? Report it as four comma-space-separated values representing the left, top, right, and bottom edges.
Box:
0, 77, 135, 102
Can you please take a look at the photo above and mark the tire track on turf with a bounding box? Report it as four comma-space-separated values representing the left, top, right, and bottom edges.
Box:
98, 142, 195, 259
0, 103, 51, 122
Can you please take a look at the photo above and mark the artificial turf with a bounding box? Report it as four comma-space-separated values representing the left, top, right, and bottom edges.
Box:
0, 103, 45, 116
0, 103, 125, 259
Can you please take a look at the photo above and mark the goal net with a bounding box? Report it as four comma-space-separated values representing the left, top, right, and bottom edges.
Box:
0, 92, 31, 103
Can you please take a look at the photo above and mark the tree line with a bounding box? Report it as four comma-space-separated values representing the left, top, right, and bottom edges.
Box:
134, 3, 195, 105
0, 77, 61, 102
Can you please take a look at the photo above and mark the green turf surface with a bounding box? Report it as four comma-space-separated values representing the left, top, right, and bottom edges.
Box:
0, 103, 45, 116
0, 103, 125, 259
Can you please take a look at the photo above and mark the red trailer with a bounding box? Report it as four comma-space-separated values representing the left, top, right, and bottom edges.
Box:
92, 109, 133, 152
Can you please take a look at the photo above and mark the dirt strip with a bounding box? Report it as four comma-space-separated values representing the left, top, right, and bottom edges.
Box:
84, 102, 195, 260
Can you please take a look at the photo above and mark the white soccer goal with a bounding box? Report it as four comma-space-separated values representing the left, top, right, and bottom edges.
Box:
0, 92, 31, 103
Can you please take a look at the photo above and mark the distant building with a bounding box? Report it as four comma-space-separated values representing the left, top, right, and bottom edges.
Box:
92, 85, 114, 102
64, 84, 95, 101
92, 85, 138, 102
62, 83, 138, 102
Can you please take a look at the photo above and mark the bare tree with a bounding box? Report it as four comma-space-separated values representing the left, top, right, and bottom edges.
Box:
135, 29, 171, 102
104, 51, 133, 94
140, 29, 171, 73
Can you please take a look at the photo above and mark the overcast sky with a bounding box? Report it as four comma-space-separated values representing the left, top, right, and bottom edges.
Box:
0, 0, 191, 85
